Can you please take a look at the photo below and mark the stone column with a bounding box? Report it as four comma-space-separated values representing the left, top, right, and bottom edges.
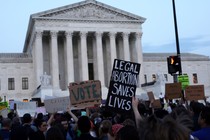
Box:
34, 31, 43, 87
106, 32, 117, 82
95, 32, 105, 86
79, 31, 89, 81
122, 32, 130, 61
135, 32, 144, 86
109, 32, 117, 67
65, 31, 74, 84
50, 31, 60, 89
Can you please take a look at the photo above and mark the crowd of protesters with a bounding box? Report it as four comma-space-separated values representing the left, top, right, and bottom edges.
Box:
0, 97, 209, 140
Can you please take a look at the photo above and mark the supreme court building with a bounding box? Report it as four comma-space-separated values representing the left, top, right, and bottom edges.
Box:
0, 0, 210, 101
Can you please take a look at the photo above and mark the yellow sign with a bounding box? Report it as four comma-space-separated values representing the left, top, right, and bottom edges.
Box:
0, 106, 7, 110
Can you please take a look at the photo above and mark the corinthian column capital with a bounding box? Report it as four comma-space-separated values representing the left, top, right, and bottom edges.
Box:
34, 30, 43, 39
108, 32, 117, 39
80, 31, 88, 38
135, 32, 143, 39
122, 32, 130, 38
65, 31, 73, 38
50, 31, 58, 38
95, 31, 103, 38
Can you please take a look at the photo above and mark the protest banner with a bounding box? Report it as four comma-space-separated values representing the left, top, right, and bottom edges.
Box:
31, 98, 43, 107
147, 91, 161, 109
69, 80, 101, 108
36, 106, 47, 115
152, 99, 162, 109
106, 59, 141, 113
185, 85, 205, 101
16, 101, 37, 117
147, 91, 155, 102
44, 96, 70, 113
165, 83, 182, 100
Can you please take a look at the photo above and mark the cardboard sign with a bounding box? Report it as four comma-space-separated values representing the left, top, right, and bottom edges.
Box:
147, 91, 155, 102
69, 80, 101, 108
185, 85, 205, 101
44, 96, 70, 113
152, 99, 162, 109
106, 59, 141, 113
16, 102, 37, 117
165, 83, 182, 99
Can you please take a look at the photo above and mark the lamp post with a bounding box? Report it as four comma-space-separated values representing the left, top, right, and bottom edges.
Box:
172, 0, 182, 76
172, 0, 185, 102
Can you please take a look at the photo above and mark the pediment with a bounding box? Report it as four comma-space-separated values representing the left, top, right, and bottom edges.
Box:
32, 0, 145, 22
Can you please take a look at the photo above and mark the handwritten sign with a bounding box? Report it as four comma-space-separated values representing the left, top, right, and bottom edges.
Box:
69, 80, 101, 108
36, 107, 47, 115
165, 83, 182, 99
185, 85, 205, 101
178, 74, 189, 90
146, 91, 162, 109
147, 91, 155, 102
106, 59, 140, 113
16, 102, 37, 117
152, 99, 162, 109
44, 96, 70, 113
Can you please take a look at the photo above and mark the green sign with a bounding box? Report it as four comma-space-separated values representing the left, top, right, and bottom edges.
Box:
178, 74, 189, 90
0, 102, 8, 110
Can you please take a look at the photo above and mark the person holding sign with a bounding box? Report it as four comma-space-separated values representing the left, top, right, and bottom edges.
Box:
132, 97, 192, 140
10, 113, 36, 140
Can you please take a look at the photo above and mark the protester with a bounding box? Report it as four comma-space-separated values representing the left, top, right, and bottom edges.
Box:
0, 118, 11, 140
60, 113, 76, 140
75, 115, 99, 140
191, 106, 210, 140
190, 101, 205, 131
98, 120, 112, 140
33, 119, 48, 140
132, 97, 192, 140
10, 113, 36, 140
46, 125, 65, 140
3, 92, 210, 140
116, 125, 139, 140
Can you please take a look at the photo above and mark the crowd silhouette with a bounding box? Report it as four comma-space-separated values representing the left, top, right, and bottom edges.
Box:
0, 97, 209, 140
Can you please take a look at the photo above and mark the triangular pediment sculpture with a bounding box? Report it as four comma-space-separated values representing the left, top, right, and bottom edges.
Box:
31, 0, 145, 22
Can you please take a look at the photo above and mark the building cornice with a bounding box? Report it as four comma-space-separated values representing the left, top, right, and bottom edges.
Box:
0, 53, 32, 63
143, 53, 210, 62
